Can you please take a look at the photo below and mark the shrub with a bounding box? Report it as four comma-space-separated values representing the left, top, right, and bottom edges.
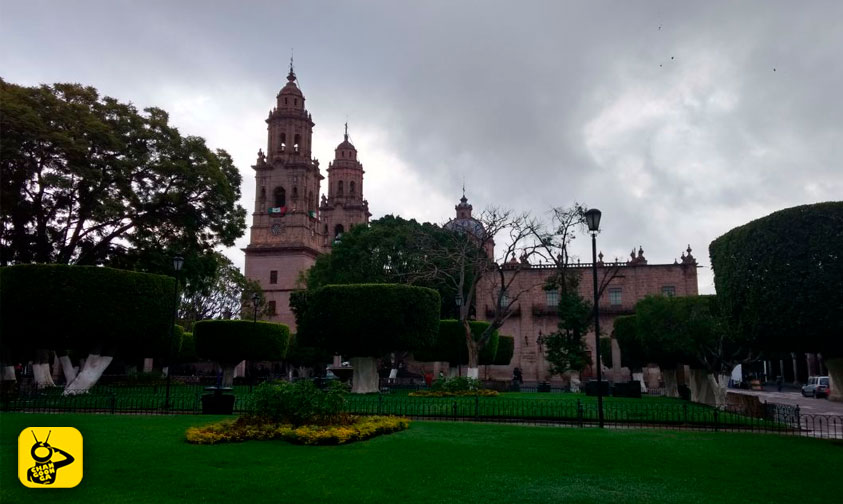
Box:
194, 320, 290, 365
250, 380, 346, 426
0, 264, 174, 361
185, 415, 409, 445
296, 284, 440, 357
409, 389, 499, 397
493, 335, 514, 365
431, 376, 482, 393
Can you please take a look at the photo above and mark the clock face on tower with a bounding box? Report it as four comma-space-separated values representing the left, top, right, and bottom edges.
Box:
271, 223, 282, 235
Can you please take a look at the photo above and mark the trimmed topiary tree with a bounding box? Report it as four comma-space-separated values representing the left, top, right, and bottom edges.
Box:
493, 335, 514, 366
710, 201, 843, 400
0, 264, 174, 393
297, 284, 440, 393
414, 320, 499, 367
194, 320, 290, 387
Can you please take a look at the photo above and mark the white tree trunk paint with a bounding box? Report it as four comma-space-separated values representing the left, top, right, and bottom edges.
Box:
233, 360, 246, 378
32, 363, 56, 387
59, 355, 77, 384
2, 365, 16, 381
143, 358, 154, 372
662, 368, 679, 397
388, 368, 398, 383
466, 367, 479, 379
350, 357, 379, 394
64, 354, 113, 395
162, 366, 169, 377
632, 372, 647, 393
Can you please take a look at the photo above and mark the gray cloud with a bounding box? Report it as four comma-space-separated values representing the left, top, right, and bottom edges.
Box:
3, 0, 842, 293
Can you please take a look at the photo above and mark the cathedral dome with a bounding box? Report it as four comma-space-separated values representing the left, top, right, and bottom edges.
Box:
443, 195, 486, 239
279, 69, 303, 97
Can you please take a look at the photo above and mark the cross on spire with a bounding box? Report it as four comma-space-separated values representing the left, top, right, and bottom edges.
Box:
344, 121, 348, 141
287, 49, 296, 81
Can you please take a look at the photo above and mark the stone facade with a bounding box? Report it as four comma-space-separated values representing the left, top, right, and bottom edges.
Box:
431, 195, 700, 384
244, 67, 369, 330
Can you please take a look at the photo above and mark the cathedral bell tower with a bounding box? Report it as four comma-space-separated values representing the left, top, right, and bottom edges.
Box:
319, 123, 371, 249
244, 64, 325, 329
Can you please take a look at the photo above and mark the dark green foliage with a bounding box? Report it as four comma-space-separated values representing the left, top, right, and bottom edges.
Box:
176, 332, 197, 363
285, 334, 332, 370
0, 79, 246, 287
493, 336, 514, 365
613, 315, 645, 370
194, 320, 290, 365
304, 215, 462, 318
0, 264, 174, 360
632, 295, 738, 373
541, 290, 593, 376
414, 320, 499, 365
709, 201, 843, 358
296, 284, 440, 358
599, 337, 613, 369
250, 380, 346, 426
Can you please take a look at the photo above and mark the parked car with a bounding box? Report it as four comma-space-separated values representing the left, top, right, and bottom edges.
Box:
801, 376, 830, 398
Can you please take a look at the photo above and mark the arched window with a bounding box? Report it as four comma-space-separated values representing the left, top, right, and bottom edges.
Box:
280, 133, 286, 152
293, 134, 301, 153
292, 186, 298, 200
334, 224, 344, 239
274, 186, 286, 208
294, 99, 298, 106
284, 98, 288, 105
323, 224, 328, 235
350, 181, 356, 195
337, 181, 344, 196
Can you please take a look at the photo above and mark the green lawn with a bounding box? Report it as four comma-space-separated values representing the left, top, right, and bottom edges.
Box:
2, 412, 840, 504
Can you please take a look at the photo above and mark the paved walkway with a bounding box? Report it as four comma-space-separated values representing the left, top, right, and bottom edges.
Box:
729, 388, 843, 416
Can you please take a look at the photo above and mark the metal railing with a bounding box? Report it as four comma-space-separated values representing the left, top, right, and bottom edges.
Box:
2, 383, 841, 439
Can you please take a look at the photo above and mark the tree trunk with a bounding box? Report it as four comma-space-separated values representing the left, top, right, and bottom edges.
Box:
826, 358, 843, 402
466, 367, 479, 379
64, 354, 113, 395
51, 354, 63, 382
33, 349, 56, 387
662, 368, 678, 397
2, 365, 16, 381
143, 358, 154, 372
350, 357, 379, 394
706, 373, 730, 408
59, 355, 77, 384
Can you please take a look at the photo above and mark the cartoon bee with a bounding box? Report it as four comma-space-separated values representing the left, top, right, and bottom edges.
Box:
26, 430, 75, 485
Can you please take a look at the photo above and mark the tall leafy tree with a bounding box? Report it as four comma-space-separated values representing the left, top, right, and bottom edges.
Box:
0, 79, 246, 284
710, 201, 843, 400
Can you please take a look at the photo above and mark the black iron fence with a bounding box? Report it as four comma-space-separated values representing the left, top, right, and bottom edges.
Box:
2, 383, 841, 439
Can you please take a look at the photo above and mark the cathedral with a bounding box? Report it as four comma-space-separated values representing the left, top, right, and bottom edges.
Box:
245, 69, 700, 383
244, 66, 370, 329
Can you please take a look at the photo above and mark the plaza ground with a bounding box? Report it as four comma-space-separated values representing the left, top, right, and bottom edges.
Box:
3, 413, 842, 503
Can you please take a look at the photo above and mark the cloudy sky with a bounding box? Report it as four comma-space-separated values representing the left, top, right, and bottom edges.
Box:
3, 0, 841, 293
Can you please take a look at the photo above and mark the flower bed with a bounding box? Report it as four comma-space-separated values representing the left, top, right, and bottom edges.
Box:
186, 415, 409, 445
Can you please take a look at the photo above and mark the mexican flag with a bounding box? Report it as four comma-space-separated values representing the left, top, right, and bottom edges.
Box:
268, 206, 287, 215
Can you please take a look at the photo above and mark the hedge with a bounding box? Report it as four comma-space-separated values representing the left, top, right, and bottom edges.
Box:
0, 264, 174, 360
613, 315, 644, 369
709, 201, 843, 357
194, 320, 290, 365
493, 335, 514, 365
297, 284, 440, 358
413, 320, 499, 365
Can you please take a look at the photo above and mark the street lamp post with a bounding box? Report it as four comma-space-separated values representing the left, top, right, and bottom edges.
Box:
584, 208, 604, 428
165, 254, 184, 410
252, 292, 260, 323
